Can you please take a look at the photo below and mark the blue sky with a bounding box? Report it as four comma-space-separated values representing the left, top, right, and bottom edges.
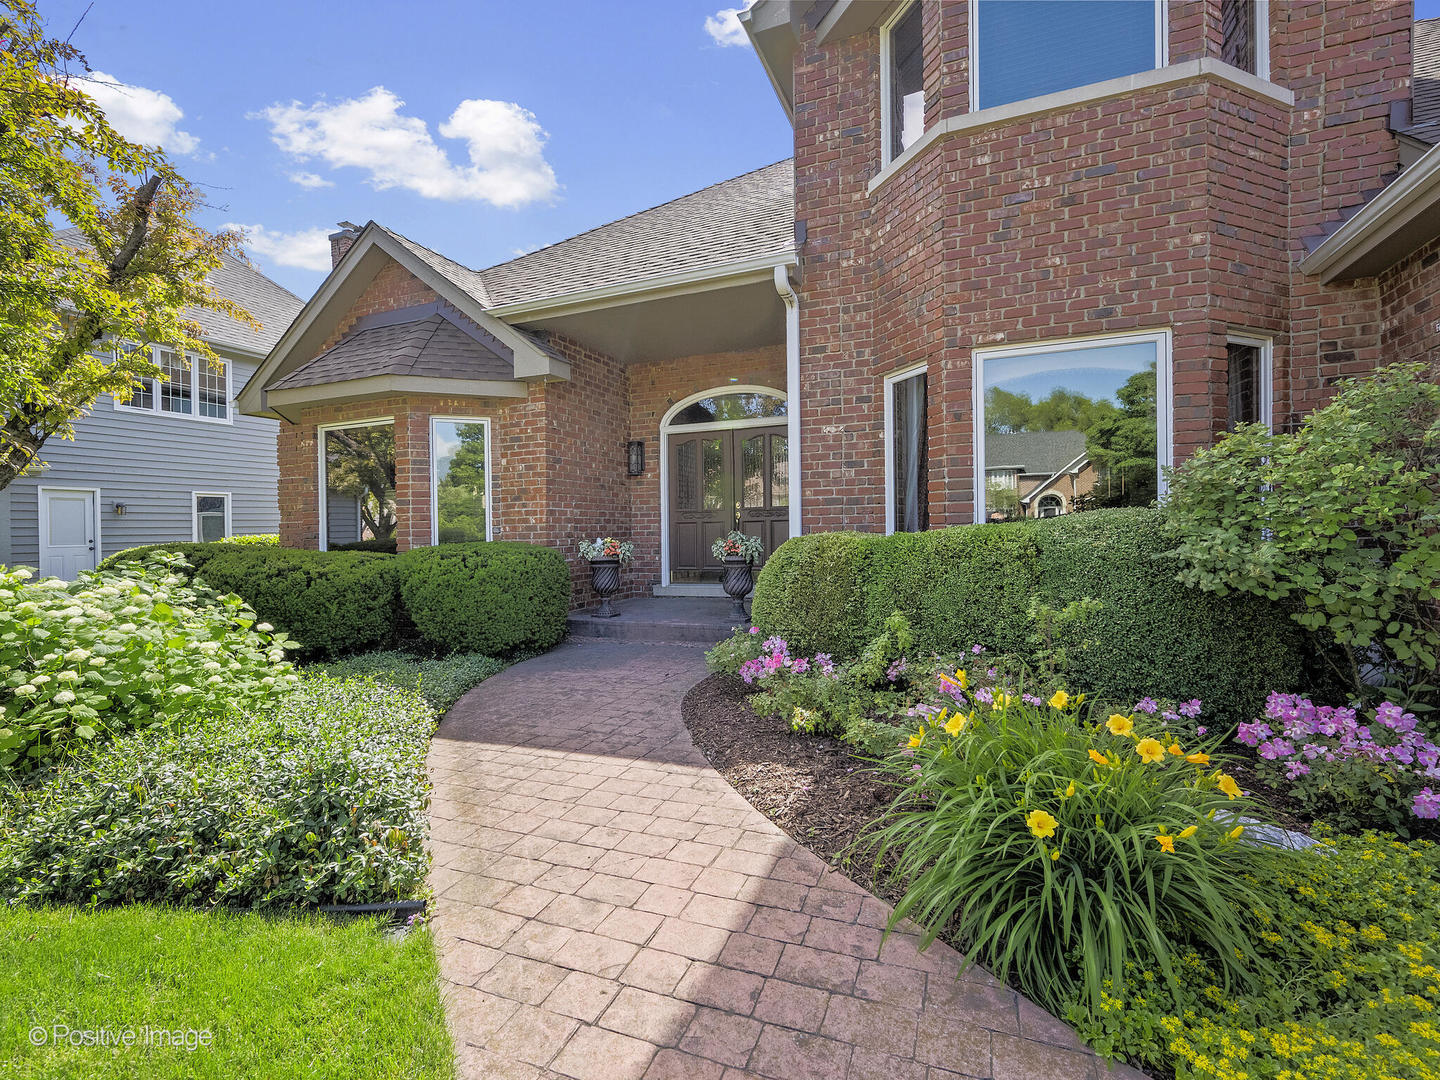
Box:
42, 0, 790, 296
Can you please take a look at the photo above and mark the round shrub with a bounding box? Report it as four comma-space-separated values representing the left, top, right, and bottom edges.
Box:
329, 538, 398, 554
750, 531, 877, 657
97, 541, 230, 576
397, 542, 568, 655
196, 548, 399, 659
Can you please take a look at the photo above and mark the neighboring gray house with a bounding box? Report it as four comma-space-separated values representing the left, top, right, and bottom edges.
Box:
0, 238, 305, 577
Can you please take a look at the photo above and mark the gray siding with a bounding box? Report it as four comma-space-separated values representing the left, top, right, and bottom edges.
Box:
6, 354, 279, 568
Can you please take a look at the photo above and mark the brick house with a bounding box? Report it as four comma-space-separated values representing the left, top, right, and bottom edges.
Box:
239, 1, 1440, 607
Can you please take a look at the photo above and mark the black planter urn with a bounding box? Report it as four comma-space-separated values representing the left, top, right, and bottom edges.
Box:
721, 556, 754, 618
589, 558, 622, 618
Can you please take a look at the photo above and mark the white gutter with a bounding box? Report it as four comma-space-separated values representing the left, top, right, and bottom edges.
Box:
1298, 139, 1440, 283
773, 265, 802, 539
488, 252, 799, 323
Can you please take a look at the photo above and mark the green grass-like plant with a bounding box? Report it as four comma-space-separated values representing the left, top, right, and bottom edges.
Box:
864, 691, 1289, 1013
318, 649, 508, 712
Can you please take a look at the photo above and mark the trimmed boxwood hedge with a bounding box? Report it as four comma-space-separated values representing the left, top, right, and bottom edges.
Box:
197, 548, 400, 659
397, 542, 569, 656
99, 539, 570, 660
750, 507, 1311, 723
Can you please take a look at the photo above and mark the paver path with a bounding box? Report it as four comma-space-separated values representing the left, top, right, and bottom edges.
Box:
427, 640, 1144, 1080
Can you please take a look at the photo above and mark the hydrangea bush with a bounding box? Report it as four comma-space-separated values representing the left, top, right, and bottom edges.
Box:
0, 556, 296, 771
1236, 692, 1440, 835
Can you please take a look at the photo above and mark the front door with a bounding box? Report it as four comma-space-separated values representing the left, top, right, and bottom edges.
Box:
669, 426, 789, 583
40, 488, 98, 579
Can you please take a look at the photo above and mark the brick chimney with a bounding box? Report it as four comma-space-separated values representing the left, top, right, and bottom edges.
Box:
328, 221, 362, 267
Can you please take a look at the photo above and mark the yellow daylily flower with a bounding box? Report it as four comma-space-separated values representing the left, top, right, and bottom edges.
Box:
1228, 825, 1245, 840
1179, 825, 1198, 840
943, 710, 971, 737
938, 670, 968, 691
1155, 834, 1176, 854
1135, 737, 1166, 764
1050, 849, 1061, 861
1106, 714, 1134, 737
1186, 752, 1210, 765
1026, 809, 1058, 839
994, 692, 1014, 710
1048, 690, 1071, 710
1063, 781, 1076, 798
907, 726, 927, 749
1088, 749, 1110, 766
1217, 773, 1242, 800
1168, 743, 1184, 756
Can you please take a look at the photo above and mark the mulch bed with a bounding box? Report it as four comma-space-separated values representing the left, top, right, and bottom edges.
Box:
682, 672, 904, 902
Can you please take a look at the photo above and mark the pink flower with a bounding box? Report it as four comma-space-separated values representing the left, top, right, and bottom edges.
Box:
1413, 788, 1440, 819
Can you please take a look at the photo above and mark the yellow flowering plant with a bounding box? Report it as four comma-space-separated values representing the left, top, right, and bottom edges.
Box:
865, 683, 1291, 1016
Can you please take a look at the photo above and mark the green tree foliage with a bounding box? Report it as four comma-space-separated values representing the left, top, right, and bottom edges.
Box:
325, 426, 397, 539
1163, 362, 1440, 701
1084, 366, 1158, 506
435, 423, 486, 542
0, 1, 257, 489
984, 385, 1117, 435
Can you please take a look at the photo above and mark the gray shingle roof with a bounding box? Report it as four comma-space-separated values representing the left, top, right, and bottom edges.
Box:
53, 227, 304, 354
985, 430, 1089, 476
373, 159, 795, 313
268, 310, 513, 390
1405, 18, 1440, 144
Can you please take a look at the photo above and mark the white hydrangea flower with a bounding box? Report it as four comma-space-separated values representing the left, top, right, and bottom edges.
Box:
255, 622, 273, 633
55, 671, 80, 682
65, 648, 91, 662
53, 689, 76, 704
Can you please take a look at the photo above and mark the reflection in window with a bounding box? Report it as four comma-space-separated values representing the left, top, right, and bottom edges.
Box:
1226, 341, 1263, 430
771, 436, 789, 508
702, 438, 724, 510
433, 420, 488, 543
671, 393, 787, 426
742, 436, 763, 508
886, 2, 925, 161
1221, 0, 1260, 75
980, 337, 1160, 520
158, 349, 192, 414
323, 422, 396, 548
194, 494, 228, 541
973, 1, 1159, 111
890, 370, 928, 532
676, 442, 697, 510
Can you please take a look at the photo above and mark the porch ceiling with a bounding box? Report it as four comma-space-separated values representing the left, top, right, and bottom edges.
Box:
506, 277, 784, 364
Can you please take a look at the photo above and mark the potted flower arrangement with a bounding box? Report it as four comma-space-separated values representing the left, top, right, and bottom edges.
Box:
712, 531, 763, 617
578, 536, 634, 618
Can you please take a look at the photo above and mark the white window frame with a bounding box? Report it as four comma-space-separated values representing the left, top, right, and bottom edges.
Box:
112, 345, 234, 425
1037, 492, 1066, 517
317, 416, 394, 552
883, 361, 929, 534
191, 491, 233, 542
972, 329, 1173, 524
880, 0, 924, 167
1225, 331, 1274, 431
968, 0, 1168, 114
429, 415, 494, 546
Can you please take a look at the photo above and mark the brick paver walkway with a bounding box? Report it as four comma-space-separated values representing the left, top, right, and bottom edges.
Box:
426, 640, 1143, 1080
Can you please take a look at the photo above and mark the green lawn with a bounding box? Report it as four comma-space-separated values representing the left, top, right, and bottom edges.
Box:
0, 905, 454, 1080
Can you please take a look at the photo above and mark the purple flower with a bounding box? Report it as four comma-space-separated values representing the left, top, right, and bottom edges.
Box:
971, 644, 985, 655
1414, 788, 1440, 819
1195, 726, 1208, 736
748, 626, 760, 634
1285, 760, 1311, 779
792, 657, 810, 674
1133, 698, 1159, 715
1178, 699, 1203, 718
1022, 693, 1043, 706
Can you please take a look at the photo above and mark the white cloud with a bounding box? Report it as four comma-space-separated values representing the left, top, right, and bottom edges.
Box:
704, 1, 756, 47
288, 170, 334, 189
225, 223, 333, 272
80, 71, 200, 155
258, 87, 558, 208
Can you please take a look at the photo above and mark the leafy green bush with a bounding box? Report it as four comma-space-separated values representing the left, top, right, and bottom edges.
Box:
866, 691, 1287, 1014
751, 507, 1309, 723
0, 557, 296, 771
1164, 362, 1440, 704
1069, 830, 1440, 1080
220, 534, 279, 546
329, 538, 398, 554
397, 542, 568, 655
0, 673, 434, 907
319, 649, 508, 712
97, 541, 233, 575
196, 548, 400, 659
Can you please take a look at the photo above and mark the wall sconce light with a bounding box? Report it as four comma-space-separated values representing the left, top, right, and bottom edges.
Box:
627, 440, 645, 476
112, 501, 128, 516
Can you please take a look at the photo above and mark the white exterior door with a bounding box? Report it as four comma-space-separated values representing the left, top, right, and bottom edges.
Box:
40, 488, 98, 579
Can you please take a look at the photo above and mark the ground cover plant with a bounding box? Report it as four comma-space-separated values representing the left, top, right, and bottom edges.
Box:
318, 649, 510, 712
0, 557, 296, 771
0, 904, 454, 1079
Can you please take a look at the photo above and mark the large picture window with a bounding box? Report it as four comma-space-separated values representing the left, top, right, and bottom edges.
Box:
320, 419, 396, 550
882, 1, 926, 163
431, 418, 491, 544
974, 332, 1171, 522
885, 366, 929, 533
970, 0, 1164, 112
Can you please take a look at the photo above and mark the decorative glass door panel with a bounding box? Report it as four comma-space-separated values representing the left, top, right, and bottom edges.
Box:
669, 426, 789, 583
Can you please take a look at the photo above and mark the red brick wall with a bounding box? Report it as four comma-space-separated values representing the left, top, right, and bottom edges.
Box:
789, 0, 1414, 529
1380, 236, 1440, 363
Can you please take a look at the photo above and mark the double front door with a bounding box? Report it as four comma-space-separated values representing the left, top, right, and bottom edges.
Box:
669, 426, 789, 583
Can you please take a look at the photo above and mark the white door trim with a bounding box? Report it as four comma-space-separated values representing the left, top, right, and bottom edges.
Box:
37, 486, 101, 578
659, 385, 788, 587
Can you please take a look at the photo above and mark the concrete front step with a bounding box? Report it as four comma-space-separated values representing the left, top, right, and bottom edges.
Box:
567, 596, 748, 645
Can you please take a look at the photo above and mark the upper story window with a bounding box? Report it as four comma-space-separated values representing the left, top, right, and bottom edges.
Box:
1220, 0, 1269, 80
113, 344, 231, 424
970, 0, 1165, 112
882, 1, 925, 164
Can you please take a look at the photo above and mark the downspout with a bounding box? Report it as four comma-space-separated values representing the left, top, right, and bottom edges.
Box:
774, 265, 802, 538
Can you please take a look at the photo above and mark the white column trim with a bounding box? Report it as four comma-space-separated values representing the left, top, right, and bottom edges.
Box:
774, 265, 802, 538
